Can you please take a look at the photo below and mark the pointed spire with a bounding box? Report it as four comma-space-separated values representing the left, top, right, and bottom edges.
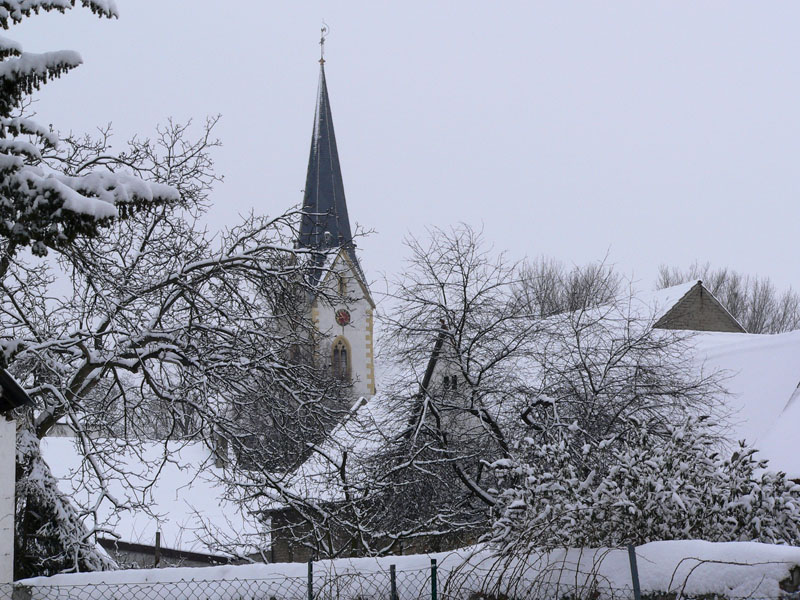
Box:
297, 50, 365, 282
298, 62, 353, 251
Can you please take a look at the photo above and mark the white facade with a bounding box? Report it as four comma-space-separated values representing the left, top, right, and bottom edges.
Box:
311, 250, 375, 398
0, 417, 15, 583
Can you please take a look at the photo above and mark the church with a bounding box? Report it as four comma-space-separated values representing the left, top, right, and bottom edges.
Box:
295, 55, 376, 400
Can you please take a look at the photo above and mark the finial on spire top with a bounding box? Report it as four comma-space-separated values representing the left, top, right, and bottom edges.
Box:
319, 22, 329, 65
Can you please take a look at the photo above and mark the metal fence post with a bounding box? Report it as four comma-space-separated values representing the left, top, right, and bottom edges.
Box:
154, 531, 160, 568
390, 564, 398, 600
627, 545, 642, 600
431, 558, 438, 600
308, 560, 313, 600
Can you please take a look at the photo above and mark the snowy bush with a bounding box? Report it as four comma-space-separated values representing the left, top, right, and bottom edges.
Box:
490, 416, 800, 551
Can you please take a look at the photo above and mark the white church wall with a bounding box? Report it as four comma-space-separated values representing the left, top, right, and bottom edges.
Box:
312, 252, 375, 398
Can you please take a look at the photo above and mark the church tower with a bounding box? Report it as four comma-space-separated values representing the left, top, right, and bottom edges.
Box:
296, 55, 376, 398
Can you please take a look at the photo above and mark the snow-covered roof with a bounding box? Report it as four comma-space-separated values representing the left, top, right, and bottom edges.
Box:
694, 330, 800, 454
598, 279, 744, 332
285, 293, 800, 501
760, 384, 800, 477
281, 393, 399, 503
625, 279, 698, 321
539, 283, 798, 472
41, 438, 266, 556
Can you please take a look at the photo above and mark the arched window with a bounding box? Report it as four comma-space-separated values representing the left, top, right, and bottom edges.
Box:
332, 337, 350, 381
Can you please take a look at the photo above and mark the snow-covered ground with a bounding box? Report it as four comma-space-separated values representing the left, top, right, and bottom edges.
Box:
18, 541, 800, 599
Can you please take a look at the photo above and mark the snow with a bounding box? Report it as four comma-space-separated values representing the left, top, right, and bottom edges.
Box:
18, 540, 800, 599
283, 393, 398, 502
0, 35, 22, 55
40, 437, 265, 557
51, 171, 180, 217
757, 383, 800, 477
0, 1, 118, 23
281, 284, 800, 509
1, 116, 60, 147
0, 50, 82, 80
556, 282, 800, 476
692, 330, 800, 476
531, 282, 800, 478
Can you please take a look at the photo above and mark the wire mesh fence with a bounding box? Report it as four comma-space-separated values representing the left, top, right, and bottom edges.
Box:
13, 564, 430, 600
2, 556, 799, 600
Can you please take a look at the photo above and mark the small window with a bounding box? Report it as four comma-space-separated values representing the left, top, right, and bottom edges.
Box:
332, 338, 350, 381
338, 274, 347, 296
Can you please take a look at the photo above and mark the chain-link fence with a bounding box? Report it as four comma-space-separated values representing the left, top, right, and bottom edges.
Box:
9, 563, 437, 600
2, 553, 799, 600
0, 565, 424, 600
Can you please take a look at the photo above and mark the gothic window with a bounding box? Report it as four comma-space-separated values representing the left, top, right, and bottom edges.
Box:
332, 337, 350, 381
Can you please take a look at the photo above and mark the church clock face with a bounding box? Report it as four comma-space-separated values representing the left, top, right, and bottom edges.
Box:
335, 309, 351, 326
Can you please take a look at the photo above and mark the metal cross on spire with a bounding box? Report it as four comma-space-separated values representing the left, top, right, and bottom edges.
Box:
319, 22, 329, 65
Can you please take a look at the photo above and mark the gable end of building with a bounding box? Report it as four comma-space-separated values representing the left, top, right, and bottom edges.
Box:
653, 281, 747, 333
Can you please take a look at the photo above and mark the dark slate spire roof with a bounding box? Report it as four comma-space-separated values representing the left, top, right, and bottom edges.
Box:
298, 63, 364, 282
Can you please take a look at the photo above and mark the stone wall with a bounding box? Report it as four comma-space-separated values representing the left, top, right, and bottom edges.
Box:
654, 283, 746, 333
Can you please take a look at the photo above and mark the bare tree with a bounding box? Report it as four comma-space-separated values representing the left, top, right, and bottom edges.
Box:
0, 1, 198, 576
514, 256, 620, 318
657, 262, 800, 334
185, 227, 729, 562
5, 118, 353, 574
339, 226, 726, 555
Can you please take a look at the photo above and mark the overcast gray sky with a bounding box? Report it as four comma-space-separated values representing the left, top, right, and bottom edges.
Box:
13, 2, 800, 292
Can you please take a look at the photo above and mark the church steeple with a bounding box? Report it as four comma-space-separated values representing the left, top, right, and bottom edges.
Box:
297, 60, 362, 279
295, 36, 376, 398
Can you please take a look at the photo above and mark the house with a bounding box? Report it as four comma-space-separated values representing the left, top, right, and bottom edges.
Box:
651, 280, 746, 333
